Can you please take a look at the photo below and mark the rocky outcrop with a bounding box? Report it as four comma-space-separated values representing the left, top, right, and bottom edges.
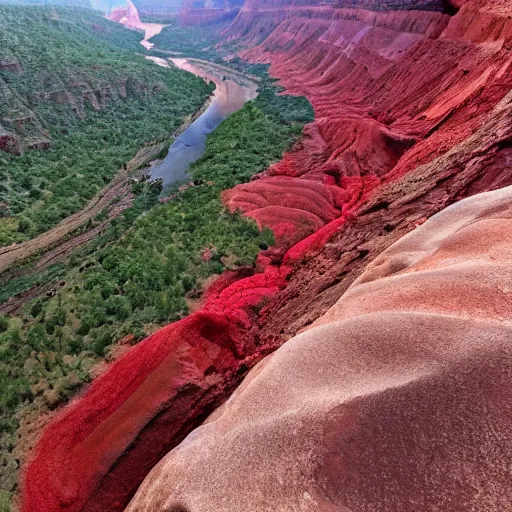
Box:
0, 71, 161, 155
0, 125, 21, 155
0, 59, 22, 74
108, 0, 143, 25
260, 89, 512, 336
223, 118, 417, 247
127, 184, 512, 512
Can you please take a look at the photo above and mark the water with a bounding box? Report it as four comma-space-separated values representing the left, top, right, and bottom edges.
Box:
149, 58, 258, 187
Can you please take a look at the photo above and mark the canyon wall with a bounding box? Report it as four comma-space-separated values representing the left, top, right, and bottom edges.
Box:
0, 7, 164, 155
128, 183, 512, 511
22, 0, 512, 510
0, 70, 163, 155
179, 8, 240, 26
240, 0, 447, 9
132, 0, 182, 21
224, 0, 512, 336
179, 0, 244, 25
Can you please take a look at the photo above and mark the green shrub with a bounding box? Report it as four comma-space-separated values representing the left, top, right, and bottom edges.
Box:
0, 317, 8, 333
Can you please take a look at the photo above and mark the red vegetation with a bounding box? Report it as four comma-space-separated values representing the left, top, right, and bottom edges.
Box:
23, 0, 512, 510
23, 307, 280, 512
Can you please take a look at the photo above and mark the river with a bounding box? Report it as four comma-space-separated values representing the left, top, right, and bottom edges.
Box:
148, 58, 259, 187
109, 2, 259, 187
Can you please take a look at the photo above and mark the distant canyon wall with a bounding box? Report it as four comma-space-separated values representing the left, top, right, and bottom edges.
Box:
240, 0, 448, 9
179, 7, 240, 25
132, 0, 182, 21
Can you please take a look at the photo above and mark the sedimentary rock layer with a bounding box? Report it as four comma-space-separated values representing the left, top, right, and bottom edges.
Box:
223, 0, 512, 251
127, 184, 512, 512
223, 0, 512, 332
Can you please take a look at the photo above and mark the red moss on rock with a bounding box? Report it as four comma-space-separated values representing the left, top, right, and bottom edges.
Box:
22, 307, 280, 512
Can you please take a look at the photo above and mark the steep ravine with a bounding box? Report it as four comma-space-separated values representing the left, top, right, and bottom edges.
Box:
22, 0, 512, 510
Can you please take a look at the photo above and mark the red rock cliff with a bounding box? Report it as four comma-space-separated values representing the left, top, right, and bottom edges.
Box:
128, 183, 512, 511
221, 0, 512, 335
22, 0, 512, 510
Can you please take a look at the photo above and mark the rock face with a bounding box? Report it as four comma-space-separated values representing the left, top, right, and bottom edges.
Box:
132, 0, 182, 22
179, 7, 240, 26
223, 0, 512, 253
179, 0, 244, 26
127, 184, 512, 512
22, 0, 512, 510
108, 0, 143, 24
0, 69, 157, 155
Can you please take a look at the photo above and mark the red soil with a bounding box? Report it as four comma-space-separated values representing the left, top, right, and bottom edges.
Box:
127, 184, 512, 512
223, 0, 512, 250
22, 307, 280, 512
22, 1, 512, 510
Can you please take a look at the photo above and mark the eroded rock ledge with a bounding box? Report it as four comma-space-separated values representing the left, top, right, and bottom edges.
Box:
128, 184, 512, 511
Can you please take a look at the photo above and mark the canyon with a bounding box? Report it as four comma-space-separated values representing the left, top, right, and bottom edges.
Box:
20, 0, 512, 510
149, 58, 259, 186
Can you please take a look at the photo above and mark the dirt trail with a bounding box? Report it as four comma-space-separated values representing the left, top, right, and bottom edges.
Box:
0, 143, 165, 275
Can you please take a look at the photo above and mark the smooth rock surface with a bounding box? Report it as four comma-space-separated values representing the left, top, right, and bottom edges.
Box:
127, 184, 512, 512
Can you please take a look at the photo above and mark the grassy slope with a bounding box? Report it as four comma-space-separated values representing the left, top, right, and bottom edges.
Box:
0, 6, 213, 244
